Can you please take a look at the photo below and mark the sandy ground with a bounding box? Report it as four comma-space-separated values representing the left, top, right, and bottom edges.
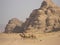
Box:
0, 31, 60, 45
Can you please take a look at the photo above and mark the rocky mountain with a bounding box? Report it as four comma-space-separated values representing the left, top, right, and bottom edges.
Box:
5, 18, 23, 33
5, 0, 60, 34
22, 0, 60, 34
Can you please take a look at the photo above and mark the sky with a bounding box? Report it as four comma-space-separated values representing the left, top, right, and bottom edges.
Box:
0, 0, 60, 32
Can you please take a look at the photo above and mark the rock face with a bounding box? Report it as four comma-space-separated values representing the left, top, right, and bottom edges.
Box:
5, 0, 60, 34
5, 18, 23, 33
22, 0, 60, 33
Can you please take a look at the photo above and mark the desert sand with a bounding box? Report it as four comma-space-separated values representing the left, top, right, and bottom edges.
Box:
0, 31, 60, 45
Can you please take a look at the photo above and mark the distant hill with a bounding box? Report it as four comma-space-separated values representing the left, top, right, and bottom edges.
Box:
0, 24, 5, 33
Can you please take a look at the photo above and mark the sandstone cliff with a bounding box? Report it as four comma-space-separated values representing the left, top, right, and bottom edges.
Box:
5, 0, 60, 34
22, 0, 60, 34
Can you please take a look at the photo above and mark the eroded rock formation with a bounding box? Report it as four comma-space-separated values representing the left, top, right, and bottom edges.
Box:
5, 0, 60, 35
22, 0, 60, 34
5, 18, 23, 33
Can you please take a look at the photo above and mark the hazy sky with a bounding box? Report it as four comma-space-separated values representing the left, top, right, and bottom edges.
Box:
0, 0, 60, 25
